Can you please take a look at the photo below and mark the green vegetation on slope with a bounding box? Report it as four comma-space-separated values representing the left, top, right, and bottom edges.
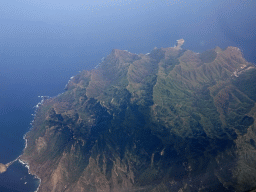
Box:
22, 46, 256, 192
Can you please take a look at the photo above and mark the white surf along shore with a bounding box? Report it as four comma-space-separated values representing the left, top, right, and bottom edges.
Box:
0, 95, 45, 192
18, 95, 48, 192
21, 95, 49, 192
3, 75, 76, 191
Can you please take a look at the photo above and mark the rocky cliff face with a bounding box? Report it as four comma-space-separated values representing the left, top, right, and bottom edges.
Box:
21, 45, 256, 192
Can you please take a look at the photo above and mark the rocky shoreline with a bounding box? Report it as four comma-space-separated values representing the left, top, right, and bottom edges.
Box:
17, 96, 48, 191
0, 155, 41, 192
18, 157, 41, 192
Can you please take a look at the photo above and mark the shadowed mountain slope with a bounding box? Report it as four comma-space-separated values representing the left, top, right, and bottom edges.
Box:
21, 45, 256, 192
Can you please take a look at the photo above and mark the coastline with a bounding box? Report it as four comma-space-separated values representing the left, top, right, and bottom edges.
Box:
17, 96, 49, 192
18, 91, 67, 191
0, 153, 41, 192
18, 158, 41, 192
7, 77, 76, 191
0, 116, 42, 191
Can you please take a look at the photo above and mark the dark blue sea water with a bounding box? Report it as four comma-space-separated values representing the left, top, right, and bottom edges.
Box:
0, 161, 40, 192
0, 46, 100, 190
0, 0, 255, 191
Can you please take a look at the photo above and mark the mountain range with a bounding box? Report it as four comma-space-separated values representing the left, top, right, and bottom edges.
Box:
21, 42, 256, 192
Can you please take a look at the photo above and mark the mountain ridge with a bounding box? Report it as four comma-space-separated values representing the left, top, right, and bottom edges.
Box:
21, 43, 256, 192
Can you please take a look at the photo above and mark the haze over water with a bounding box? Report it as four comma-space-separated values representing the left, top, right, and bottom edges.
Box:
0, 0, 255, 191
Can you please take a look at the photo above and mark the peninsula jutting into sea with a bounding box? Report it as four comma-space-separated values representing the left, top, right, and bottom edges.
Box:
0, 156, 21, 174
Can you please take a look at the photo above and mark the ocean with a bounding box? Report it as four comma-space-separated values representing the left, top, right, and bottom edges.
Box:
0, 0, 255, 191
0, 51, 90, 191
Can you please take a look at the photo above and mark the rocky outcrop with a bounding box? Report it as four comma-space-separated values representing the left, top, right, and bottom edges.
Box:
174, 38, 185, 50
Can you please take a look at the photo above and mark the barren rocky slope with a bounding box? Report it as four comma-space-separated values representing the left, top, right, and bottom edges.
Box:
21, 45, 256, 192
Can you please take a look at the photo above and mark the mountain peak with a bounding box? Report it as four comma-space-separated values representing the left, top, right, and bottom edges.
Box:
109, 49, 139, 63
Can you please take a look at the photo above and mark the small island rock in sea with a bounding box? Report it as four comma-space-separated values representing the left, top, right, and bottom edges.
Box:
0, 163, 7, 174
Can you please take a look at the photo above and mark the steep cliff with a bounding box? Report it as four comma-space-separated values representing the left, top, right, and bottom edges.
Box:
21, 45, 256, 192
